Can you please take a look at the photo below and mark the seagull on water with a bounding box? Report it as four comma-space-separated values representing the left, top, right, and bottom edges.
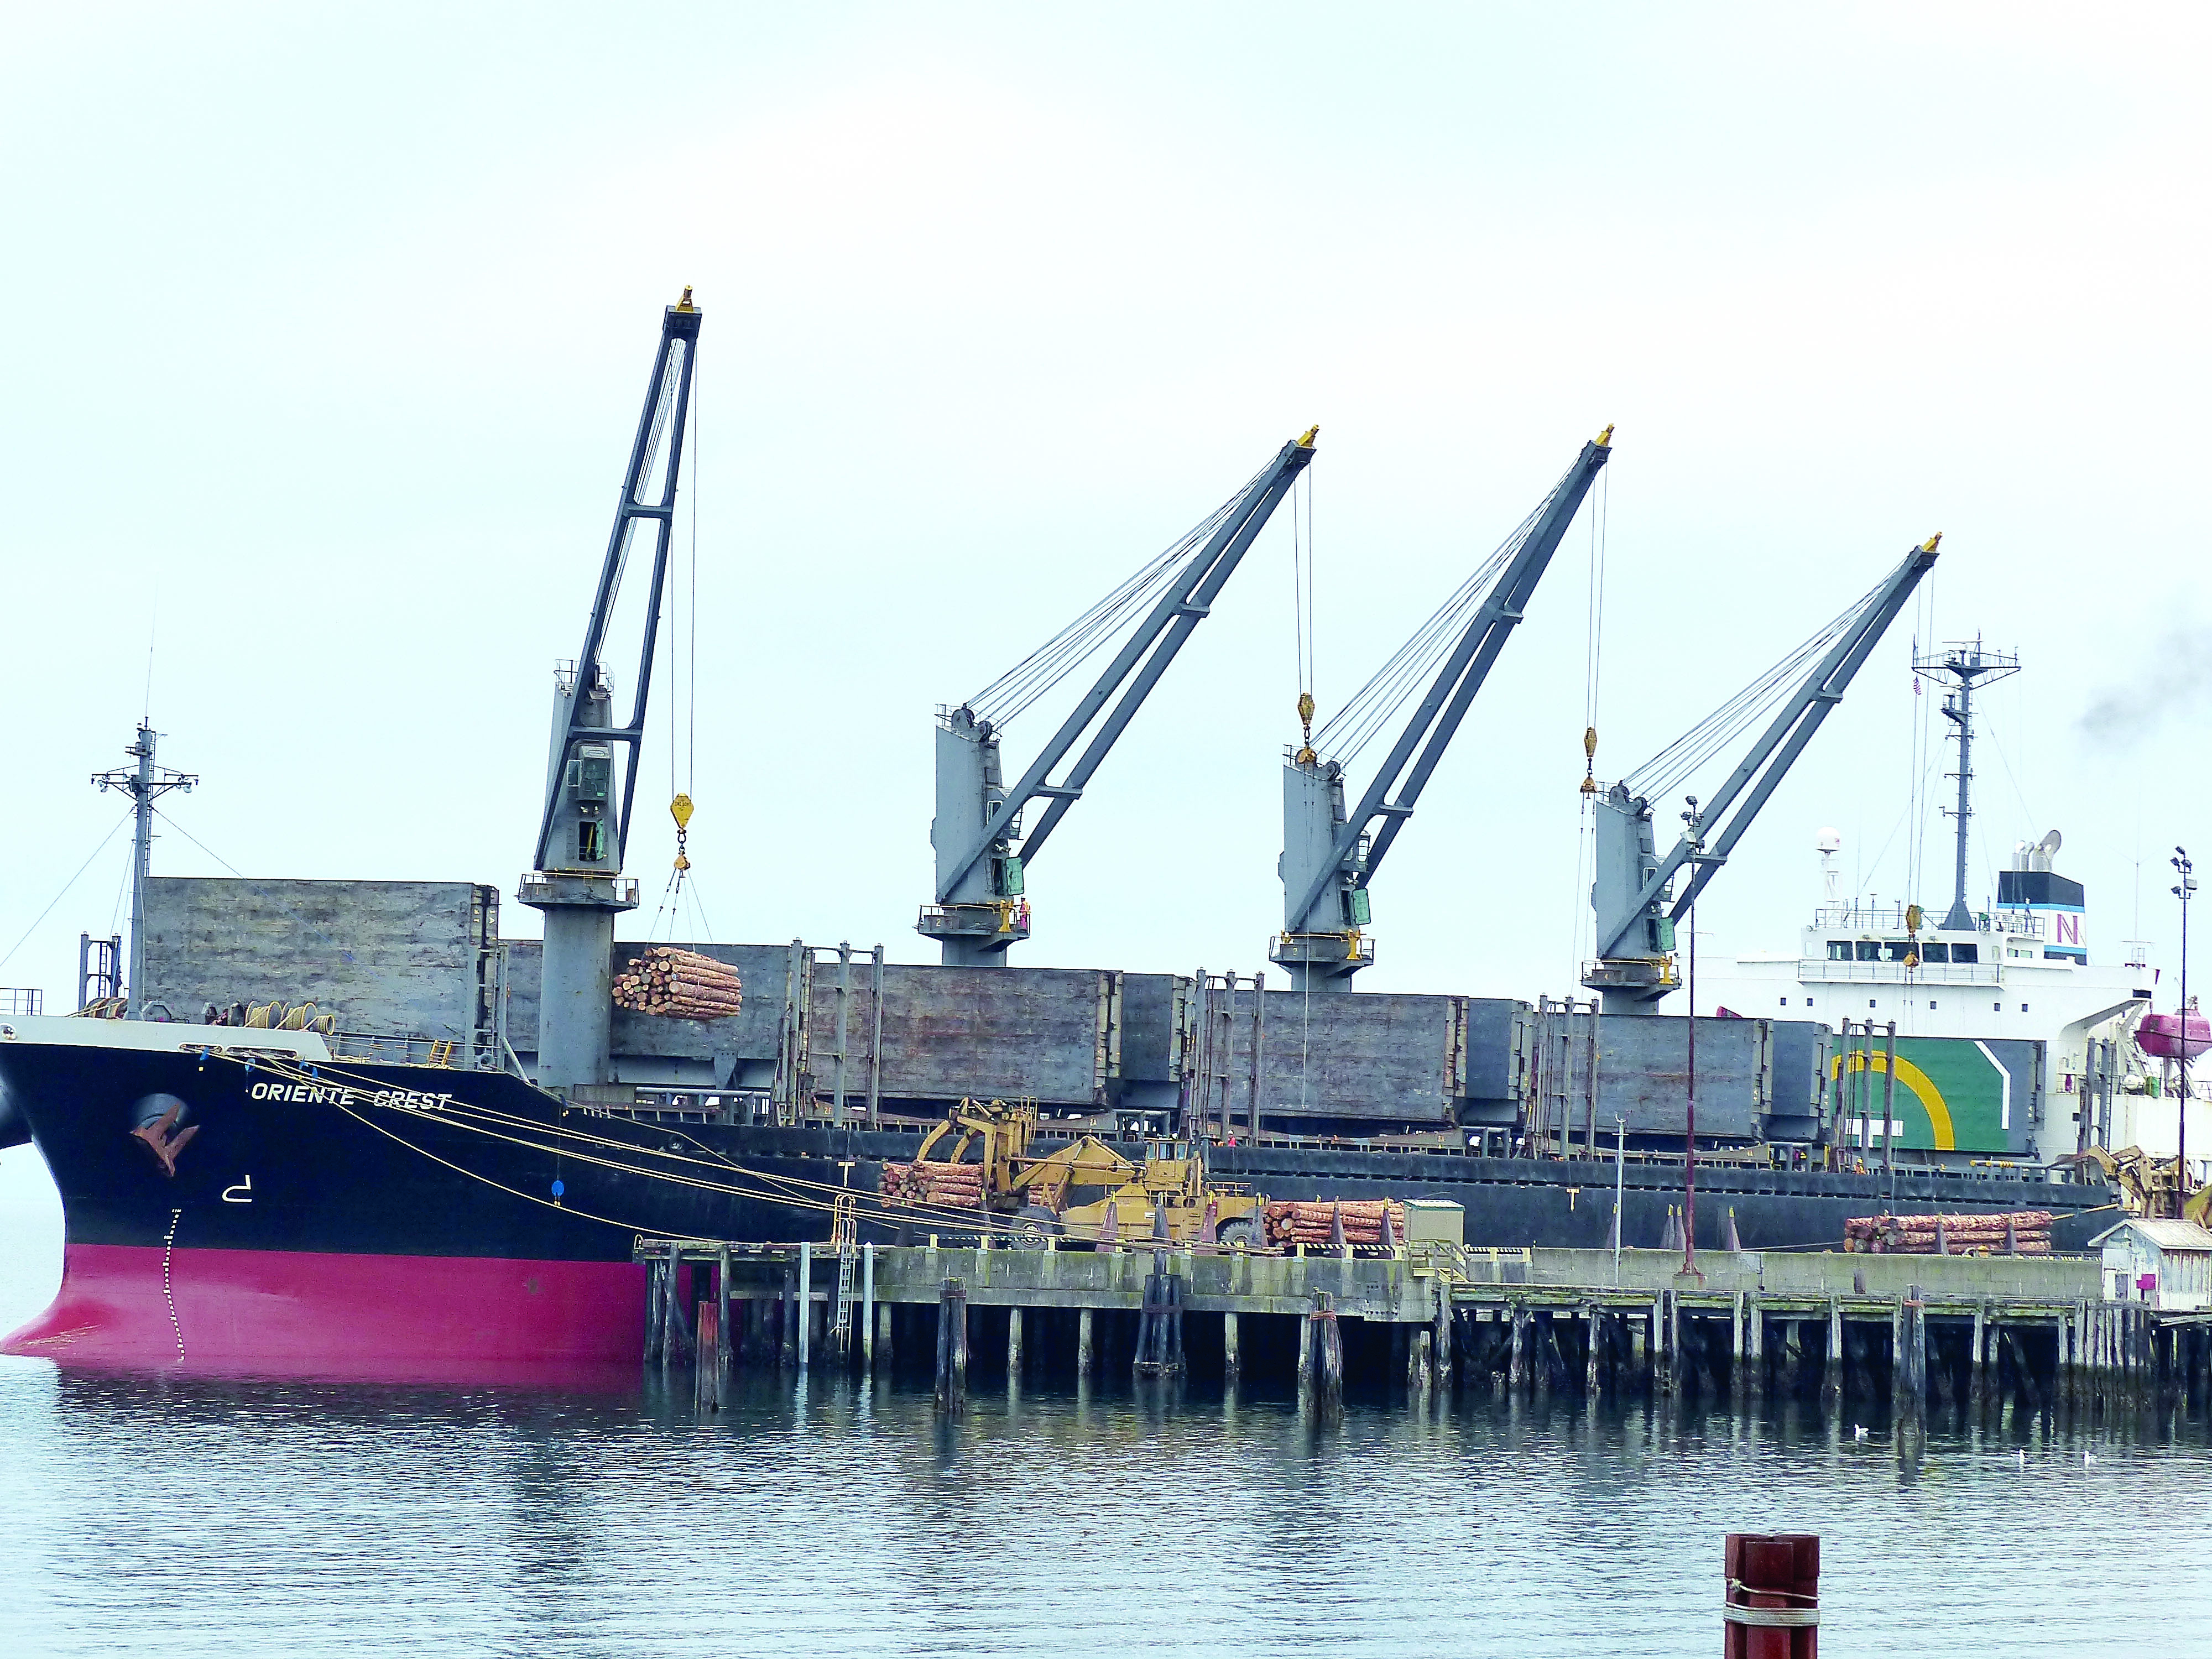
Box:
1853, 1424, 1867, 1441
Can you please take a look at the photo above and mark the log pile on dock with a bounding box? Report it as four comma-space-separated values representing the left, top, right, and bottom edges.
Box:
1845, 1211, 2053, 1255
1264, 1199, 1407, 1248
613, 947, 743, 1020
879, 1160, 985, 1209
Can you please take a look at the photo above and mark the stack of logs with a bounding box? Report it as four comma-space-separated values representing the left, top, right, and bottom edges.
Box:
879, 1160, 985, 1209
1844, 1210, 2053, 1255
1264, 1199, 1407, 1250
612, 947, 743, 1020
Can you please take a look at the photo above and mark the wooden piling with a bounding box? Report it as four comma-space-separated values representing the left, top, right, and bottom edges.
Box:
1747, 1295, 1766, 1399
1823, 1297, 1843, 1408
860, 1244, 875, 1375
714, 1246, 732, 1389
797, 1241, 812, 1370
1510, 1305, 1531, 1395
1296, 1310, 1314, 1415
695, 1298, 721, 1411
934, 1278, 968, 1413
1077, 1306, 1095, 1379
1433, 1287, 1453, 1390
1314, 1305, 1345, 1422
1895, 1285, 1926, 1423
1007, 1305, 1024, 1376
1585, 1306, 1601, 1397
660, 1241, 691, 1366
1135, 1256, 1185, 1376
1413, 1327, 1433, 1396
1224, 1311, 1241, 1381
1731, 1292, 1748, 1406
644, 1256, 667, 1365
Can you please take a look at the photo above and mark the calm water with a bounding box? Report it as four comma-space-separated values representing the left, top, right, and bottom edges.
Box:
3, 1167, 2210, 1657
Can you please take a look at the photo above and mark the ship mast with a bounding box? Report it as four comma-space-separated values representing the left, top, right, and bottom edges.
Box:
91, 721, 196, 1019
1913, 637, 2019, 930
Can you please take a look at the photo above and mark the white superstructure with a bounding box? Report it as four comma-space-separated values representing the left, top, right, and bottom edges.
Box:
1700, 832, 2190, 1162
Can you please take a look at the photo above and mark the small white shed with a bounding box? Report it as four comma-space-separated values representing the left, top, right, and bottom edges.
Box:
2089, 1218, 2212, 1311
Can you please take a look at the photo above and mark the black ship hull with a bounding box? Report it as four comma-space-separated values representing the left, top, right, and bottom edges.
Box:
0, 1035, 2117, 1374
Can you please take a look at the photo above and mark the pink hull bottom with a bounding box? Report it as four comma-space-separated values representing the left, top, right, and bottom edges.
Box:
2, 1243, 648, 1382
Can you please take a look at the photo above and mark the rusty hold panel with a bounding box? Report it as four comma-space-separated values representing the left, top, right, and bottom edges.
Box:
875, 966, 1118, 1106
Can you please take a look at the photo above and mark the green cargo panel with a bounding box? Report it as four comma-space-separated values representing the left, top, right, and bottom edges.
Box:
1831, 1035, 2042, 1156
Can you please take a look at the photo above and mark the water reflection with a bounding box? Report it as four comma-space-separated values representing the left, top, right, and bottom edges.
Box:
3, 1356, 2205, 1658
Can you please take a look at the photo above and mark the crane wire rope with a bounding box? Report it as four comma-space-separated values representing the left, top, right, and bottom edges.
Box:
1307, 467, 1569, 765
651, 354, 705, 944
1904, 568, 1939, 909
1621, 568, 1891, 804
1569, 466, 1610, 974
964, 460, 1271, 729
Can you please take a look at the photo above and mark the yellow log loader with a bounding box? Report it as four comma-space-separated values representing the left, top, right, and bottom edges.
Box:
895, 1098, 1265, 1248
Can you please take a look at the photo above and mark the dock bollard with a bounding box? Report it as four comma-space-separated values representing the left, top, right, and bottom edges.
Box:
1724, 1532, 1818, 1657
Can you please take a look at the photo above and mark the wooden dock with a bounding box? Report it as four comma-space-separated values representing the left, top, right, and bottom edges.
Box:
631, 1235, 2211, 1420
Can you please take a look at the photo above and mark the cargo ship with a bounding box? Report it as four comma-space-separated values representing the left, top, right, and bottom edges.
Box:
0, 293, 2131, 1374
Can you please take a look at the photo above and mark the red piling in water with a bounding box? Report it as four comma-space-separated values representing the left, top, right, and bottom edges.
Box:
1724, 1533, 1818, 1658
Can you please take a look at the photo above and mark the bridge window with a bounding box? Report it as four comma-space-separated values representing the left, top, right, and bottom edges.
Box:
1919, 942, 1950, 964
1827, 940, 1852, 961
1855, 941, 1881, 962
1951, 943, 1979, 964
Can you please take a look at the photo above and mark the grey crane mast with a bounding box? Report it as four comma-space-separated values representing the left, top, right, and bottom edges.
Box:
920, 429, 1318, 966
1272, 427, 1614, 990
521, 289, 701, 1089
1584, 533, 1942, 1013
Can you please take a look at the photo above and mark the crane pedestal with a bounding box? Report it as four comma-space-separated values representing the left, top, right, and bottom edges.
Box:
521, 872, 639, 1089
916, 902, 1031, 967
1269, 931, 1374, 993
1582, 957, 1676, 1016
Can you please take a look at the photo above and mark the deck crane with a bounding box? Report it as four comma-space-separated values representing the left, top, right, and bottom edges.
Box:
921, 429, 1318, 966
1583, 533, 1942, 1013
521, 290, 701, 1087
1273, 428, 1614, 990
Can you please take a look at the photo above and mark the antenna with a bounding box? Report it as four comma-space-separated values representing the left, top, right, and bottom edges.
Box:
1912, 635, 2021, 930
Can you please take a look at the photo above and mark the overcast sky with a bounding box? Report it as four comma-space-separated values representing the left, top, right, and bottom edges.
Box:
5, 4, 2208, 1028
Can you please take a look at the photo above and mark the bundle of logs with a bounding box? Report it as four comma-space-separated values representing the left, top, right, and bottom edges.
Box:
612, 947, 743, 1020
879, 1159, 984, 1209
1844, 1210, 2054, 1255
1263, 1198, 1408, 1250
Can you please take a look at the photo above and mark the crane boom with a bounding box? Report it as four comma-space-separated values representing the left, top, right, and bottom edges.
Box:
1272, 429, 1611, 988
1585, 532, 1940, 1011
921, 429, 1316, 966
521, 290, 701, 1087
